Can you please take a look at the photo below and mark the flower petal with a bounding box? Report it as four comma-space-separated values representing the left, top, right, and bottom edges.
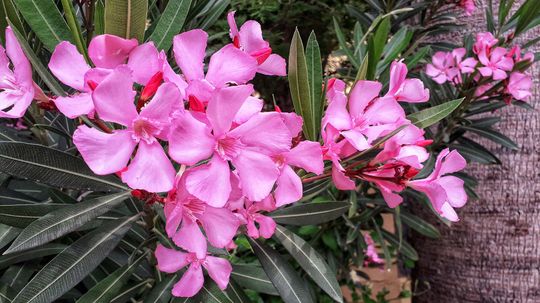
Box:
349, 81, 382, 119
173, 218, 207, 259
127, 42, 162, 85
172, 264, 204, 297
5, 27, 32, 89
257, 54, 286, 76
173, 29, 207, 81
168, 111, 215, 165
234, 96, 263, 124
185, 156, 232, 207
88, 34, 138, 68
54, 93, 94, 118
233, 149, 279, 201
206, 45, 258, 87
140, 82, 182, 122
205, 256, 232, 290
48, 41, 90, 91
199, 206, 240, 248
155, 244, 189, 273
207, 84, 254, 137
73, 126, 136, 175
274, 165, 303, 207
286, 140, 323, 174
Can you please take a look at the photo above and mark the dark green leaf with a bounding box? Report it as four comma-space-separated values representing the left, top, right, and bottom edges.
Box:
5, 192, 130, 254
367, 17, 390, 79
104, 0, 148, 42
306, 31, 323, 139
407, 98, 464, 129
12, 215, 137, 303
458, 126, 519, 150
381, 229, 418, 261
0, 244, 65, 270
248, 238, 313, 303
452, 138, 501, 164
60, 0, 89, 61
198, 280, 233, 303
0, 142, 126, 191
399, 211, 440, 239
225, 280, 250, 303
0, 203, 68, 228
144, 273, 179, 303
231, 264, 278, 296
0, 224, 18, 250
270, 202, 349, 226
333, 18, 359, 68
274, 226, 343, 303
147, 0, 192, 50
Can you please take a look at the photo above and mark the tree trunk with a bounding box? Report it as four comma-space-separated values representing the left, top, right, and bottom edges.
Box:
412, 2, 540, 302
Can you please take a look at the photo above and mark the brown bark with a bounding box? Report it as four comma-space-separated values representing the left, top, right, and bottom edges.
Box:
412, 2, 540, 302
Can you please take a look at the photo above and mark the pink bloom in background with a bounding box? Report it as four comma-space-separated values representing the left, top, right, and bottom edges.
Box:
49, 35, 137, 118
386, 61, 430, 103
426, 51, 456, 84
364, 233, 384, 265
229, 194, 277, 239
155, 244, 232, 297
0, 27, 34, 118
408, 148, 468, 221
227, 11, 286, 76
473, 32, 498, 55
173, 29, 258, 108
507, 72, 533, 101
168, 85, 292, 206
164, 175, 240, 258
478, 47, 514, 80
73, 66, 179, 192
452, 48, 478, 74
458, 0, 476, 16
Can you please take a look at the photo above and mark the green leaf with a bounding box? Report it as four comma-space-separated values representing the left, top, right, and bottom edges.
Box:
198, 280, 233, 303
105, 0, 148, 42
399, 211, 440, 239
5, 192, 130, 254
514, 0, 540, 36
289, 29, 316, 141
269, 202, 349, 226
305, 31, 323, 139
0, 243, 65, 270
0, 203, 68, 228
147, 0, 192, 51
381, 229, 418, 261
0, 224, 19, 250
225, 280, 250, 303
60, 0, 89, 61
7, 22, 65, 96
231, 264, 278, 296
407, 98, 464, 129
452, 139, 500, 165
144, 273, 179, 303
14, 0, 72, 51
333, 17, 359, 68
354, 54, 369, 82
458, 126, 519, 150
274, 226, 343, 303
367, 17, 390, 79
0, 142, 126, 192
94, 0, 105, 36
12, 215, 137, 303
2, 0, 25, 37
248, 238, 313, 303
76, 251, 148, 303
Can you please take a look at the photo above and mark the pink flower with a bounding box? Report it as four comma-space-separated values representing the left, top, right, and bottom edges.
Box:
229, 194, 277, 239
227, 11, 286, 76
426, 51, 457, 84
168, 85, 293, 206
478, 47, 514, 80
386, 61, 429, 103
507, 72, 532, 101
473, 32, 498, 55
0, 27, 34, 118
48, 35, 138, 118
73, 66, 180, 192
408, 148, 468, 221
322, 124, 356, 190
507, 45, 534, 64
173, 29, 258, 107
459, 0, 476, 16
364, 233, 384, 265
164, 174, 240, 259
155, 244, 232, 297
452, 48, 478, 74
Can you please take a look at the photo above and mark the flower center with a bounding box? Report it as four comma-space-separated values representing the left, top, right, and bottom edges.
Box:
131, 117, 162, 144
183, 198, 206, 221
215, 136, 244, 160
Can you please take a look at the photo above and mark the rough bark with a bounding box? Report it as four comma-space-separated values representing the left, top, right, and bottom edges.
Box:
412, 2, 540, 302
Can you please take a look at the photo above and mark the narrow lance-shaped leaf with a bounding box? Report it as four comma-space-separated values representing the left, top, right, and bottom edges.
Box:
381, 229, 419, 261
0, 244, 66, 270
248, 238, 313, 303
333, 18, 359, 68
305, 31, 323, 139
274, 226, 343, 303
407, 98, 464, 129
269, 202, 349, 226
367, 17, 390, 79
458, 126, 519, 150
231, 264, 278, 296
147, 0, 192, 51
5, 192, 130, 254
12, 215, 138, 303
399, 211, 440, 239
225, 280, 251, 303
60, 0, 89, 61
105, 0, 148, 42
144, 273, 179, 303
0, 203, 68, 228
14, 0, 73, 51
0, 142, 126, 192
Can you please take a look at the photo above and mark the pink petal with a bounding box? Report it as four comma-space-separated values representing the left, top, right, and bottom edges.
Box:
48, 41, 90, 91
5, 27, 32, 89
199, 206, 240, 248
185, 156, 232, 207
234, 96, 263, 124
92, 66, 138, 126
286, 141, 324, 174
364, 96, 405, 124
439, 176, 467, 208
155, 244, 189, 273
233, 150, 279, 201
168, 111, 215, 165
227, 11, 239, 39
172, 264, 204, 297
204, 256, 232, 290
322, 90, 352, 130
0, 90, 33, 118
238, 20, 269, 54
164, 201, 183, 238
257, 53, 287, 76
121, 141, 175, 192
395, 79, 430, 103
278, 112, 303, 137
440, 149, 467, 175
478, 66, 493, 78
83, 67, 112, 91
73, 126, 136, 175
207, 84, 254, 137
88, 34, 138, 68
185, 79, 214, 103
274, 165, 303, 207
254, 214, 276, 238
206, 45, 258, 87
388, 61, 408, 95
173, 218, 207, 259
440, 202, 459, 222
228, 112, 292, 154
341, 129, 370, 151
173, 29, 207, 81
349, 81, 382, 118
127, 42, 162, 85
54, 93, 94, 118
140, 82, 182, 122
332, 164, 355, 190
162, 59, 188, 98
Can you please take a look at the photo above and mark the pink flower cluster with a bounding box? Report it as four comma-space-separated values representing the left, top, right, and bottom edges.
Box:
426, 32, 533, 103
322, 61, 467, 221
